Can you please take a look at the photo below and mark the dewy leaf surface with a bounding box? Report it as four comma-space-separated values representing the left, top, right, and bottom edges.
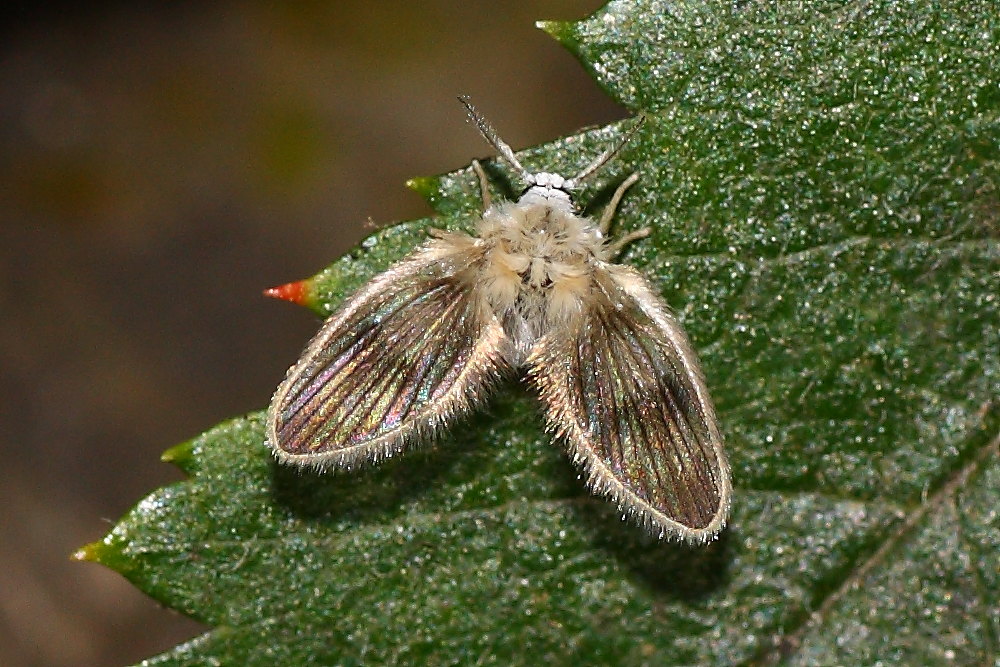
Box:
82, 1, 999, 664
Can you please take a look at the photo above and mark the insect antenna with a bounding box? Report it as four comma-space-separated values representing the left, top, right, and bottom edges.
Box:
458, 95, 534, 183
566, 114, 645, 187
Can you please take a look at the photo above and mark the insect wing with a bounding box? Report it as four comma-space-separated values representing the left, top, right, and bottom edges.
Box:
529, 267, 731, 542
267, 244, 510, 468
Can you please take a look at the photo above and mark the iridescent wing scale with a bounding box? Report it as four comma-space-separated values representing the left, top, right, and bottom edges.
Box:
266, 240, 510, 469
528, 266, 731, 542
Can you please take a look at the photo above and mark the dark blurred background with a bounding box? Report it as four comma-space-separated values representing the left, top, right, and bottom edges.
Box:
0, 1, 625, 665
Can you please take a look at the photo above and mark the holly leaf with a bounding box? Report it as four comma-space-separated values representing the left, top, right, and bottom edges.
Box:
78, 1, 999, 664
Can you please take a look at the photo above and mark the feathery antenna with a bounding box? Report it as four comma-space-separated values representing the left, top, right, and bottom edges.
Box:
459, 96, 644, 189
569, 114, 645, 185
458, 96, 532, 182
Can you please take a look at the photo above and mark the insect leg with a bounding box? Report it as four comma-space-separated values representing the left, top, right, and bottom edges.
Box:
471, 159, 492, 212
606, 227, 651, 259
598, 172, 640, 235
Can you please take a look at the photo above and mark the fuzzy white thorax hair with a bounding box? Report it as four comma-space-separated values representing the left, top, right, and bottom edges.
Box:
464, 187, 610, 358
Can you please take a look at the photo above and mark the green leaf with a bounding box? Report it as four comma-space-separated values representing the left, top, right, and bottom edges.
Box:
79, 1, 999, 664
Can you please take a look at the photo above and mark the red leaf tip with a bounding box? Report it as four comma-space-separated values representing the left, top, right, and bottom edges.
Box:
263, 279, 309, 306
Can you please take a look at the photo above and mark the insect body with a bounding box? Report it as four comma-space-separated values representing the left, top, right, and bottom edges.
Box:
267, 98, 731, 542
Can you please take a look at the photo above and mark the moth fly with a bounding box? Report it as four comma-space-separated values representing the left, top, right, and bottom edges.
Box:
266, 97, 731, 542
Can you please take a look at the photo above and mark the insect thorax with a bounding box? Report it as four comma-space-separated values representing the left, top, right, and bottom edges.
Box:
473, 186, 609, 346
